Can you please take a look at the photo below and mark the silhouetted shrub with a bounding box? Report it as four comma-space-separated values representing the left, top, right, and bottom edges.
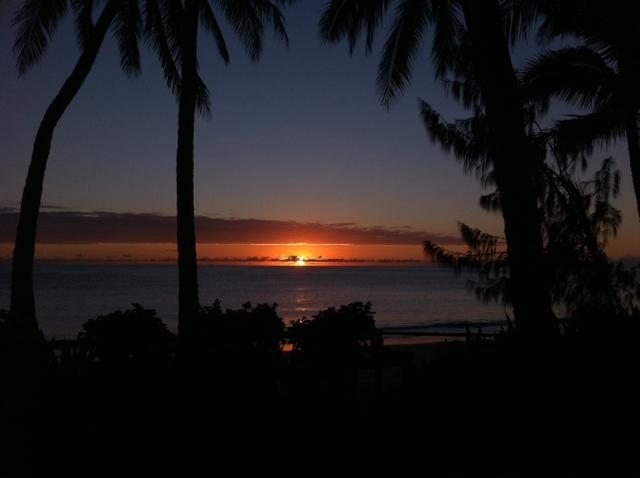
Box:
0, 310, 50, 374
194, 301, 285, 365
0, 310, 15, 366
0, 310, 11, 335
288, 302, 380, 376
77, 304, 175, 370
564, 302, 640, 341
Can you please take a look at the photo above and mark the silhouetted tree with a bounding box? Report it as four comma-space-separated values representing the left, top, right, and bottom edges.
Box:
288, 302, 379, 387
547, 156, 626, 316
77, 304, 175, 370
425, 149, 640, 327
9, 0, 164, 331
194, 300, 284, 359
320, 0, 556, 339
0, 309, 51, 380
522, 0, 640, 221
150, 0, 292, 343
415, 12, 640, 325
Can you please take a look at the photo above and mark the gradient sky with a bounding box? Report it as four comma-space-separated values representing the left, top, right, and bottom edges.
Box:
1, 0, 638, 260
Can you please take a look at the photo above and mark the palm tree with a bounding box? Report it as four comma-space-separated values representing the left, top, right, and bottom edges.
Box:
10, 0, 151, 331
151, 0, 291, 342
320, 0, 557, 339
521, 0, 640, 222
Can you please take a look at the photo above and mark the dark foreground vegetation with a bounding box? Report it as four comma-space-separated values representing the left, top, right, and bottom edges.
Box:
3, 0, 640, 474
2, 302, 639, 477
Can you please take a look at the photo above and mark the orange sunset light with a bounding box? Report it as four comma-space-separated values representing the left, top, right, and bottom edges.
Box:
0, 243, 431, 264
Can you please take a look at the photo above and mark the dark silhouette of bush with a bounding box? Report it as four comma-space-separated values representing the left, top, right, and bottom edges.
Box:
0, 309, 50, 376
190, 301, 285, 389
287, 302, 381, 386
194, 301, 284, 356
77, 304, 175, 370
0, 310, 20, 370
564, 301, 640, 344
0, 309, 13, 340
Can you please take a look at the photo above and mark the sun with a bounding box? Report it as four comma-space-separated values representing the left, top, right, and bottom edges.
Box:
295, 256, 306, 266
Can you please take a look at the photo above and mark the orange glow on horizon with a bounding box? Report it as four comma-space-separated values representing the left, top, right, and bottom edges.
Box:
0, 238, 636, 263
0, 242, 430, 264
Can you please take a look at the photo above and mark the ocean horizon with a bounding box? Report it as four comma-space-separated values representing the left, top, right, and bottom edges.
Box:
0, 261, 505, 338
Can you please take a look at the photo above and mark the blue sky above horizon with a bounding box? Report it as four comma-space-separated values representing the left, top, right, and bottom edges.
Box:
1, 0, 638, 258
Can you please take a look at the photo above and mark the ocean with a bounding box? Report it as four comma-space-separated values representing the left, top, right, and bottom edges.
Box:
0, 262, 505, 338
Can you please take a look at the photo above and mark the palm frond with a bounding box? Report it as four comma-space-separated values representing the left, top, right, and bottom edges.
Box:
436, 28, 484, 111
214, 0, 261, 61
252, 0, 290, 46
71, 0, 94, 49
458, 222, 503, 256
479, 190, 501, 212
377, 0, 430, 107
424, 223, 507, 278
199, 1, 230, 64
502, 0, 542, 46
144, 0, 181, 97
419, 100, 492, 178
430, 0, 464, 79
553, 111, 625, 158
535, 0, 585, 44
113, 0, 143, 76
442, 78, 481, 109
431, 8, 470, 78
424, 240, 467, 273
157, 0, 183, 63
319, 0, 391, 54
215, 0, 288, 61
521, 47, 617, 110
194, 71, 211, 116
13, 0, 70, 75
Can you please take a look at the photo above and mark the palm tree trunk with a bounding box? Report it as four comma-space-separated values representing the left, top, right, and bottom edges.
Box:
616, 54, 640, 223
176, 0, 200, 342
461, 0, 557, 340
624, 113, 640, 222
10, 1, 119, 329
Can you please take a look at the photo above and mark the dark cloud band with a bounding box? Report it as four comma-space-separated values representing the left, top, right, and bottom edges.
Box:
0, 210, 460, 245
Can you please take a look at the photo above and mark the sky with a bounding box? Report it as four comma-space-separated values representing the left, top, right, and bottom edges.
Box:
1, 0, 638, 262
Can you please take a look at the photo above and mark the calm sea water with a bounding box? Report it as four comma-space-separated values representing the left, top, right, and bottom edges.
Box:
0, 263, 504, 337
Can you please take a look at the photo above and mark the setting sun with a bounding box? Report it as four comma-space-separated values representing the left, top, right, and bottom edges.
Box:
295, 256, 306, 266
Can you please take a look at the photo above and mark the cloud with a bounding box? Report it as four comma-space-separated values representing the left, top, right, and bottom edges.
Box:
41, 204, 71, 210
0, 210, 462, 245
0, 203, 68, 212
